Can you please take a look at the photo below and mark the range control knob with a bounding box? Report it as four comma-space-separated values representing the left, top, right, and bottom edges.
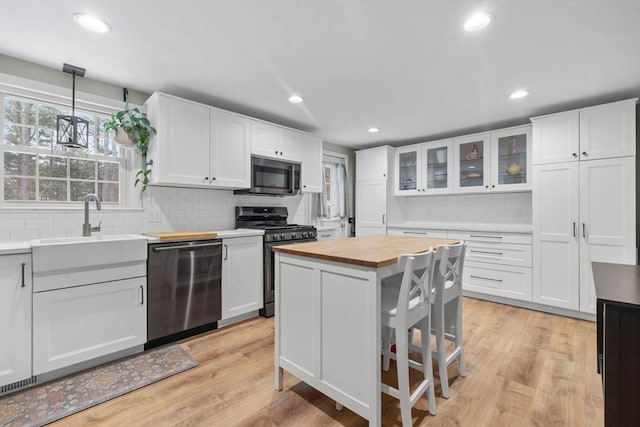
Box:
273, 235, 279, 241
281, 233, 286, 240
302, 232, 308, 238
291, 232, 297, 239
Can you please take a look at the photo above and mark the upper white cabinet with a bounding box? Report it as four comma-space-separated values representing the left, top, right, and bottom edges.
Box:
146, 92, 250, 189
532, 98, 637, 165
490, 125, 532, 192
221, 236, 263, 320
210, 109, 251, 188
356, 145, 389, 182
251, 121, 301, 162
423, 139, 454, 194
0, 253, 32, 389
453, 132, 491, 193
300, 134, 323, 193
394, 144, 422, 195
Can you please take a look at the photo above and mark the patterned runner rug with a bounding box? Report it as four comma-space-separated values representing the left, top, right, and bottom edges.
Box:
0, 345, 198, 427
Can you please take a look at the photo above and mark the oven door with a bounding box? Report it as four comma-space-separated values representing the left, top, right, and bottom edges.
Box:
263, 238, 316, 317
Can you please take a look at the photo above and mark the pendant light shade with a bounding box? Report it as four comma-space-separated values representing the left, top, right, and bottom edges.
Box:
56, 63, 89, 149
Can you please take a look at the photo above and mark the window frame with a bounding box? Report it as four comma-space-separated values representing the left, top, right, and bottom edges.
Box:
0, 72, 142, 211
318, 151, 349, 221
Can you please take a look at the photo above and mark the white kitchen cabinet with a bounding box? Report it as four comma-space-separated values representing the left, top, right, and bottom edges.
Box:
394, 144, 422, 195
33, 277, 146, 375
490, 125, 532, 192
386, 228, 449, 239
532, 162, 580, 310
317, 228, 338, 241
146, 92, 210, 186
356, 146, 393, 236
300, 134, 323, 193
221, 236, 263, 320
578, 157, 636, 313
422, 139, 453, 194
146, 92, 251, 189
210, 109, 251, 188
532, 152, 635, 314
532, 98, 637, 165
0, 253, 31, 389
250, 121, 301, 162
453, 132, 491, 193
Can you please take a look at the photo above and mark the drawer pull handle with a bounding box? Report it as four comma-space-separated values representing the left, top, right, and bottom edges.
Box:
21, 263, 26, 287
321, 234, 331, 238
140, 285, 144, 305
470, 235, 502, 239
404, 231, 426, 235
470, 275, 503, 283
572, 222, 577, 237
470, 250, 503, 256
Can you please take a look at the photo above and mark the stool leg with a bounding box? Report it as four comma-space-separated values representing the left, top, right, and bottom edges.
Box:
420, 317, 437, 415
456, 295, 466, 377
382, 326, 392, 371
395, 325, 412, 427
434, 305, 449, 399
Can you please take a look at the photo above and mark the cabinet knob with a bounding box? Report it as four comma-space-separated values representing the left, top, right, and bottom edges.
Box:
491, 184, 495, 188
275, 150, 278, 155
485, 185, 489, 189
212, 177, 216, 180
303, 185, 306, 188
572, 153, 578, 158
279, 151, 283, 156
582, 152, 588, 156
203, 177, 209, 183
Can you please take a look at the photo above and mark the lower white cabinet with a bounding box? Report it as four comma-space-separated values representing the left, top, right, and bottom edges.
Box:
33, 278, 146, 375
221, 236, 263, 320
463, 261, 532, 301
386, 228, 449, 239
0, 253, 32, 388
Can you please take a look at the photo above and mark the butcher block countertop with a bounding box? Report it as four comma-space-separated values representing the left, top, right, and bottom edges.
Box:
273, 235, 460, 268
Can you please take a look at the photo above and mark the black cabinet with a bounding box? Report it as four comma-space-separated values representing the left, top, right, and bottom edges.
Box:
593, 262, 640, 426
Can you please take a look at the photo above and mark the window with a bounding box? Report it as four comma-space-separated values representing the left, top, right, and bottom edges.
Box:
2, 94, 128, 206
318, 153, 349, 220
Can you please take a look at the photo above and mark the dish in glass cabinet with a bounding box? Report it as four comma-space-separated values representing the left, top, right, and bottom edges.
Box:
464, 172, 481, 179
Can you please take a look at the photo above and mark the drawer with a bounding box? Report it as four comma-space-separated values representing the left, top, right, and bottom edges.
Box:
386, 228, 448, 239
462, 261, 532, 302
448, 230, 532, 245
465, 241, 532, 267
317, 229, 338, 241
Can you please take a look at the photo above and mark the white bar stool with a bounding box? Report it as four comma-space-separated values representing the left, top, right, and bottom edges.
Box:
380, 250, 437, 426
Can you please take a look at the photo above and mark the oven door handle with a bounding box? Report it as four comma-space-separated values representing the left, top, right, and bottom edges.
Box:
152, 242, 222, 252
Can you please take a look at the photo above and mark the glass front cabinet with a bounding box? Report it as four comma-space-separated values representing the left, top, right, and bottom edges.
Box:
490, 125, 531, 192
395, 144, 422, 195
453, 133, 491, 193
423, 139, 453, 194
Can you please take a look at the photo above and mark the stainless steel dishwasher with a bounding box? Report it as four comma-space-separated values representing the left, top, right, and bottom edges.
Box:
146, 239, 222, 349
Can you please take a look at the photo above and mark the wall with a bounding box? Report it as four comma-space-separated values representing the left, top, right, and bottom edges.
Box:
391, 192, 532, 225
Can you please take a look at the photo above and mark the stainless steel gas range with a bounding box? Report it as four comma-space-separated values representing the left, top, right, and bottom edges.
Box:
236, 206, 316, 317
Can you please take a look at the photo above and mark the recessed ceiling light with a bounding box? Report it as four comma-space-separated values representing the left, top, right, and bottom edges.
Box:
368, 127, 380, 133
73, 13, 111, 33
464, 12, 492, 32
288, 95, 303, 104
509, 90, 529, 99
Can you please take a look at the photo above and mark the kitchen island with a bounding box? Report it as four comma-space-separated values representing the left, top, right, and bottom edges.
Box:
273, 235, 459, 426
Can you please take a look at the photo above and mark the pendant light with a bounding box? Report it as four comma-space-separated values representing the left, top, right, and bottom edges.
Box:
56, 63, 89, 149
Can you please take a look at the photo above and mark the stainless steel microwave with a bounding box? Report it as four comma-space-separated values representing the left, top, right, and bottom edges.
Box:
234, 156, 301, 196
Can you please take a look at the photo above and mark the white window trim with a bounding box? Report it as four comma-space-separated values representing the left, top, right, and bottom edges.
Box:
318, 150, 349, 221
0, 72, 144, 211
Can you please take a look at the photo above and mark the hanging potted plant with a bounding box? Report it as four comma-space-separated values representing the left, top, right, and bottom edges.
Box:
103, 107, 156, 191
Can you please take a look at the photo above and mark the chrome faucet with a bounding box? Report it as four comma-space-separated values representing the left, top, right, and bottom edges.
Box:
83, 193, 102, 236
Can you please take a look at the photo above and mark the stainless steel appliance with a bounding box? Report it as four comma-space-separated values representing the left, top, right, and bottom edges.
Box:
146, 239, 222, 348
234, 156, 301, 196
236, 206, 316, 317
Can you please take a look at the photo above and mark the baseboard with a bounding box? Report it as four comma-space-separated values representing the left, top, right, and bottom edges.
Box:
218, 310, 260, 328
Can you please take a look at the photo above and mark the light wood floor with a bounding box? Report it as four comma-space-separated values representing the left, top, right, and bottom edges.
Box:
51, 297, 603, 426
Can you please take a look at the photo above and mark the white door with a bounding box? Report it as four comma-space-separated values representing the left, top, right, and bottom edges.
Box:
578, 157, 636, 314
356, 147, 389, 182
221, 237, 264, 319
423, 139, 453, 195
251, 121, 279, 158
157, 95, 210, 185
531, 111, 580, 165
532, 162, 580, 310
301, 134, 323, 193
210, 109, 250, 188
356, 179, 387, 236
0, 254, 31, 387
394, 144, 422, 195
579, 99, 636, 161
33, 278, 146, 375
490, 125, 532, 191
278, 128, 302, 162
453, 133, 491, 193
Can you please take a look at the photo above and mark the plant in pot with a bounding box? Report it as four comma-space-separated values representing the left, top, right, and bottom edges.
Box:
103, 107, 156, 191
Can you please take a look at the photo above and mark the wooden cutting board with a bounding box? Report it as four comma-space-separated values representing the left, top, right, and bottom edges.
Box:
143, 231, 218, 241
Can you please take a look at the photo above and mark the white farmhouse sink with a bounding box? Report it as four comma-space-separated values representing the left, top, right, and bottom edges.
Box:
31, 234, 148, 292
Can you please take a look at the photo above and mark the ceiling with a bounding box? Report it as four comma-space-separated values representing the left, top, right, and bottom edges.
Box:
0, 0, 639, 149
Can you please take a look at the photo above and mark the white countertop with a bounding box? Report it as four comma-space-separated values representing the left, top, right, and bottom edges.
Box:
0, 241, 32, 255
212, 229, 265, 238
388, 222, 533, 234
